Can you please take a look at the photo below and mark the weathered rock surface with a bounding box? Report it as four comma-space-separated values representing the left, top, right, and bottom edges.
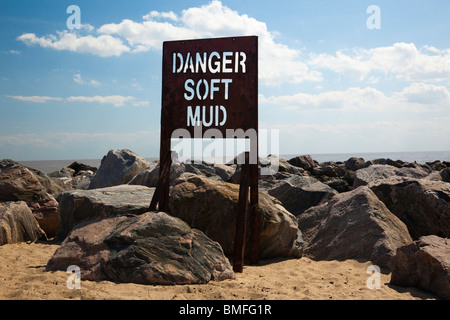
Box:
0, 201, 46, 245
441, 168, 450, 183
390, 235, 450, 300
353, 164, 429, 188
345, 157, 368, 171
88, 149, 149, 189
369, 178, 450, 239
287, 155, 317, 170
55, 185, 155, 241
267, 175, 338, 216
298, 187, 413, 268
47, 211, 235, 285
0, 161, 59, 238
169, 173, 302, 259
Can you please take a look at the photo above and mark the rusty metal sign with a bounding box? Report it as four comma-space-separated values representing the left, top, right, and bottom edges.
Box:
161, 36, 258, 139
153, 36, 259, 270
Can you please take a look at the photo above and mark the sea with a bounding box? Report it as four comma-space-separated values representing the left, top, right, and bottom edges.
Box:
17, 150, 450, 174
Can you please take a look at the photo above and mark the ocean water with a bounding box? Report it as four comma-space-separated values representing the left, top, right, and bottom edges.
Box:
17, 151, 450, 174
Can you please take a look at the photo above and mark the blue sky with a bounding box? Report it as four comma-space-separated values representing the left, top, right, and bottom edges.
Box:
1, 0, 450, 161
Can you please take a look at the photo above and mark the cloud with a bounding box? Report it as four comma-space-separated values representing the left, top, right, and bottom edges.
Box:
309, 42, 450, 82
143, 10, 178, 21
6, 94, 148, 107
3, 50, 21, 55
5, 95, 63, 103
260, 83, 450, 112
17, 31, 130, 57
17, 1, 319, 85
73, 73, 101, 86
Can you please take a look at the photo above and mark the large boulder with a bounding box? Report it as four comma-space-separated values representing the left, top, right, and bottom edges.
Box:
353, 164, 429, 188
267, 175, 338, 216
46, 211, 235, 285
88, 149, 149, 189
297, 187, 413, 268
369, 178, 450, 239
0, 161, 59, 238
55, 185, 155, 241
0, 201, 46, 245
169, 173, 302, 259
390, 235, 450, 300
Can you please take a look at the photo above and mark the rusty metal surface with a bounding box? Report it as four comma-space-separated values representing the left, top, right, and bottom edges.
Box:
161, 36, 258, 139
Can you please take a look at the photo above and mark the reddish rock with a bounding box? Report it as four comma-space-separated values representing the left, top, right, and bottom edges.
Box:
298, 187, 413, 268
0, 162, 59, 238
0, 201, 46, 245
169, 173, 303, 259
369, 178, 450, 239
46, 211, 235, 285
390, 235, 450, 300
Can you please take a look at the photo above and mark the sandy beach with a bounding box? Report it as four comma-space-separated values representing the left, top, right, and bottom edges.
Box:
0, 241, 436, 300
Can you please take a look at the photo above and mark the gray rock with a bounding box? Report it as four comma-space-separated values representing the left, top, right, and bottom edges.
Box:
0, 201, 46, 245
55, 185, 155, 241
169, 173, 302, 259
369, 178, 450, 239
353, 164, 429, 188
298, 187, 413, 268
89, 149, 149, 189
47, 211, 235, 285
268, 175, 338, 216
390, 235, 450, 299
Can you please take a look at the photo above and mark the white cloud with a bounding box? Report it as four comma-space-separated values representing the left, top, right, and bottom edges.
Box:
309, 42, 450, 82
6, 94, 149, 107
3, 50, 21, 55
66, 95, 135, 107
17, 31, 130, 57
260, 83, 450, 112
5, 95, 63, 103
143, 10, 178, 21
73, 73, 101, 86
17, 1, 319, 85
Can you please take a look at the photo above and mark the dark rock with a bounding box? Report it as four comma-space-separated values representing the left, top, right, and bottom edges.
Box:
88, 149, 149, 189
369, 178, 450, 239
312, 162, 346, 178
0, 201, 46, 245
353, 164, 429, 188
169, 173, 303, 259
345, 157, 368, 171
441, 168, 450, 183
0, 162, 59, 238
55, 185, 155, 241
47, 211, 235, 285
287, 155, 317, 170
298, 187, 413, 269
67, 161, 98, 176
426, 160, 447, 171
268, 175, 338, 216
390, 235, 450, 299
324, 178, 352, 193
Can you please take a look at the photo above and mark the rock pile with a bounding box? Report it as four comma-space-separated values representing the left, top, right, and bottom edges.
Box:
1, 150, 449, 295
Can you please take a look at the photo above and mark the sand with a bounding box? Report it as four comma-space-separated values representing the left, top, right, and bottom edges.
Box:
0, 241, 436, 300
